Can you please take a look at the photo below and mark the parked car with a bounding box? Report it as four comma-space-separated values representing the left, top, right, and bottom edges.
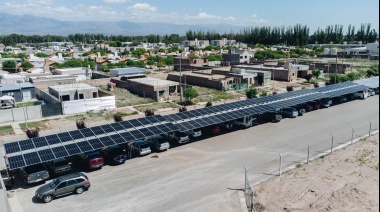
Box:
368, 89, 376, 96
19, 164, 49, 185
319, 98, 333, 108
296, 103, 313, 112
100, 146, 127, 165
77, 151, 104, 171
127, 140, 151, 157
202, 125, 221, 135
353, 90, 369, 99
292, 105, 306, 116
184, 129, 203, 138
34, 100, 46, 105
35, 172, 90, 203
279, 107, 298, 118
260, 111, 282, 123
371, 87, 379, 95
163, 131, 190, 144
307, 101, 321, 110
47, 158, 72, 175
146, 135, 170, 151
344, 93, 356, 101
332, 96, 347, 105
233, 116, 254, 128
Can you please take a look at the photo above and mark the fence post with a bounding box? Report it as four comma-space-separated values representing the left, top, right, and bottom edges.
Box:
307, 143, 310, 164
279, 154, 282, 176
369, 121, 372, 137
351, 127, 354, 145
330, 134, 334, 154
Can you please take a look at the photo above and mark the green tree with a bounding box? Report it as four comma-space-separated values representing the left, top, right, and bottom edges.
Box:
311, 70, 321, 79
260, 90, 268, 97
246, 88, 258, 99
367, 65, 379, 77
205, 101, 213, 107
184, 88, 199, 102
54, 59, 95, 70
132, 48, 146, 58
147, 60, 155, 68
35, 53, 50, 58
2, 60, 17, 73
21, 61, 34, 70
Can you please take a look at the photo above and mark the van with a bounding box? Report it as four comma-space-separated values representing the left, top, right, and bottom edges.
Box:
353, 90, 369, 99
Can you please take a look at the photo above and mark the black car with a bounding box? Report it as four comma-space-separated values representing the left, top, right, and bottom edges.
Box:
319, 98, 332, 108
345, 93, 356, 101
100, 146, 127, 165
292, 105, 306, 116
279, 107, 298, 118
260, 111, 282, 123
307, 101, 321, 110
332, 96, 347, 105
296, 103, 313, 112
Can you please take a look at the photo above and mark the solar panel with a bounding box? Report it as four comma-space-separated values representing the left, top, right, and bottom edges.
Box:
65, 143, 81, 155
23, 152, 41, 166
163, 123, 179, 132
7, 155, 25, 170
57, 132, 73, 143
186, 110, 203, 117
164, 114, 181, 122
110, 122, 125, 131
146, 126, 164, 135
128, 119, 143, 128
19, 139, 35, 151
88, 138, 105, 150
110, 134, 127, 144
154, 115, 167, 122
90, 126, 106, 135
32, 137, 48, 148
76, 141, 94, 153
38, 149, 55, 161
45, 134, 62, 145
129, 130, 145, 140
139, 128, 155, 137
188, 120, 202, 128
99, 136, 116, 146
101, 124, 115, 133
69, 130, 84, 140
176, 112, 190, 120
137, 118, 151, 126
51, 146, 69, 158
119, 120, 134, 129
4, 142, 21, 154
80, 128, 95, 137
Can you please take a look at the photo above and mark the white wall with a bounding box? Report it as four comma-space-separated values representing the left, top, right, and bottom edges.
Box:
62, 96, 116, 115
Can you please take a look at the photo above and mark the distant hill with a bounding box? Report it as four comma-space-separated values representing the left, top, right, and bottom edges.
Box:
0, 13, 243, 36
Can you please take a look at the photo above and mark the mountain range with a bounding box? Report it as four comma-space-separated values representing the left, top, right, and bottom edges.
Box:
0, 13, 244, 36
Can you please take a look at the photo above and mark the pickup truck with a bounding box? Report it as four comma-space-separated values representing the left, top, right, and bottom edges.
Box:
18, 164, 49, 185
47, 158, 72, 175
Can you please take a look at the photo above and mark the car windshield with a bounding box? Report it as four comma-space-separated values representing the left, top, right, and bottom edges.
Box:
175, 132, 187, 137
110, 147, 123, 154
88, 152, 101, 159
140, 143, 150, 149
155, 137, 167, 144
49, 179, 60, 189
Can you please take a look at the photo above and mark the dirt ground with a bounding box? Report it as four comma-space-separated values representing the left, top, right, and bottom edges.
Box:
253, 134, 379, 212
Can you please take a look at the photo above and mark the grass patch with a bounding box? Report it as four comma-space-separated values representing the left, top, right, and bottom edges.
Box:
19, 120, 50, 131
0, 125, 15, 136
97, 86, 155, 107
134, 102, 179, 112
192, 86, 241, 103
65, 110, 139, 122
16, 101, 35, 108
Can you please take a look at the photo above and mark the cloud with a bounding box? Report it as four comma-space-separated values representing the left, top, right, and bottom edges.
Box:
127, 3, 157, 13
103, 0, 130, 3
27, 0, 52, 5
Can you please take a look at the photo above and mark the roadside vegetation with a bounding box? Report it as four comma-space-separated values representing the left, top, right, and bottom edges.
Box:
0, 125, 15, 136
97, 86, 155, 107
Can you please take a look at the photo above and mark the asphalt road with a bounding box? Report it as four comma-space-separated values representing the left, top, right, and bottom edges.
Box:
12, 96, 379, 212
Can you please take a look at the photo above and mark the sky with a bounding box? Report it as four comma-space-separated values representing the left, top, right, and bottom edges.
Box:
0, 0, 378, 32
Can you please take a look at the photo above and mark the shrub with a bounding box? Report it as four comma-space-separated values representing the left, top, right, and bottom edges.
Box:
205, 101, 213, 107
246, 88, 258, 99
26, 128, 40, 138
179, 106, 187, 112
286, 86, 294, 92
113, 113, 123, 122
314, 83, 320, 88
305, 74, 313, 82
76, 120, 87, 129
260, 90, 268, 97
184, 88, 199, 102
145, 109, 155, 116
311, 70, 321, 79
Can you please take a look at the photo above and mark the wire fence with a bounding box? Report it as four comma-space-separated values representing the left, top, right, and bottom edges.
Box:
244, 120, 379, 211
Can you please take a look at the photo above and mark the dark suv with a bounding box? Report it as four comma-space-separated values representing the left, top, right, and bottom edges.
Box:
260, 111, 282, 123
307, 101, 320, 110
279, 107, 298, 118
292, 105, 306, 116
35, 172, 90, 203
100, 146, 127, 165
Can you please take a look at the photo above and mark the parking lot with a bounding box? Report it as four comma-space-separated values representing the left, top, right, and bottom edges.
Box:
7, 96, 380, 212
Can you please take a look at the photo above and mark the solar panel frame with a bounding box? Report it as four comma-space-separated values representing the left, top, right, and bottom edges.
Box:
69, 130, 85, 140
139, 128, 155, 137
119, 132, 136, 142
101, 124, 115, 133
19, 139, 35, 151
137, 118, 151, 126
4, 142, 21, 154
7, 155, 25, 170
119, 120, 134, 129
128, 119, 143, 128
79, 128, 96, 138
129, 130, 145, 140
90, 126, 106, 135
146, 126, 164, 135
154, 115, 167, 122
31, 137, 49, 148
38, 149, 56, 161
109, 122, 125, 131
23, 152, 41, 166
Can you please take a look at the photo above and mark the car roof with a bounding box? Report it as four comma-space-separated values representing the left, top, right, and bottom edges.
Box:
134, 140, 148, 145
151, 135, 165, 139
57, 172, 86, 181
87, 151, 100, 156
53, 158, 67, 162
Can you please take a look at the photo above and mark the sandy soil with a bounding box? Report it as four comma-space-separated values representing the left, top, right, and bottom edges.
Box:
253, 134, 379, 212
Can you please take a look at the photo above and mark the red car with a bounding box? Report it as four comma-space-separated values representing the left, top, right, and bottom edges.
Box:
77, 151, 104, 171
307, 101, 320, 110
202, 126, 221, 135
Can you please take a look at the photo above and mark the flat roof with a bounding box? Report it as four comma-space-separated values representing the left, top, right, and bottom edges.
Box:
128, 77, 179, 87
49, 83, 97, 91
0, 82, 34, 91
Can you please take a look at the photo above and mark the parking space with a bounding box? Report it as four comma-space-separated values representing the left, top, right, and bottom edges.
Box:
6, 96, 379, 212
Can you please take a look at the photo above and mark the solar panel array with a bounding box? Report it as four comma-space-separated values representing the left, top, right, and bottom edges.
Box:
354, 77, 379, 88
4, 79, 373, 170
4, 115, 178, 170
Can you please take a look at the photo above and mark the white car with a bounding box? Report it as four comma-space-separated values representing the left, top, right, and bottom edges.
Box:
353, 90, 369, 99
185, 129, 202, 138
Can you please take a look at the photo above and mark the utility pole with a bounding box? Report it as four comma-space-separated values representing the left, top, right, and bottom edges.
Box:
179, 54, 183, 102
335, 52, 338, 84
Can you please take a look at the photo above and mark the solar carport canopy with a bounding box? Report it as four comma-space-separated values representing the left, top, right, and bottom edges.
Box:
354, 77, 379, 88
4, 115, 179, 170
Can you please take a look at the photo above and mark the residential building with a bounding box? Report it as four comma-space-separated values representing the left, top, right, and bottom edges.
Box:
0, 82, 36, 102
210, 38, 237, 47
181, 38, 210, 48
110, 68, 146, 78
54, 66, 92, 81
49, 83, 99, 101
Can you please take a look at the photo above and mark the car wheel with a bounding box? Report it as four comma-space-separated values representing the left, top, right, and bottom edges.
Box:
75, 187, 85, 194
43, 195, 53, 203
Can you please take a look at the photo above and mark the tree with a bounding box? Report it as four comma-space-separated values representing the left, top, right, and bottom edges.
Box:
26, 128, 40, 138
260, 90, 268, 97
2, 60, 17, 73
305, 74, 314, 82
205, 101, 213, 107
147, 60, 155, 68
246, 88, 258, 99
367, 65, 379, 77
286, 86, 294, 92
76, 120, 87, 129
21, 61, 34, 70
184, 88, 199, 102
311, 70, 321, 79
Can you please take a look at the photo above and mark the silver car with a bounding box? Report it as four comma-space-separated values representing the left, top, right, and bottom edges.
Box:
128, 140, 151, 156
146, 135, 170, 151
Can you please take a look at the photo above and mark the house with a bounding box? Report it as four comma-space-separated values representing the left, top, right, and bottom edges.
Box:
0, 73, 26, 84
54, 67, 92, 81
222, 49, 254, 65
233, 62, 299, 82
174, 57, 209, 71
181, 38, 210, 48
0, 82, 36, 102
49, 83, 99, 101
210, 38, 237, 47
110, 68, 147, 78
